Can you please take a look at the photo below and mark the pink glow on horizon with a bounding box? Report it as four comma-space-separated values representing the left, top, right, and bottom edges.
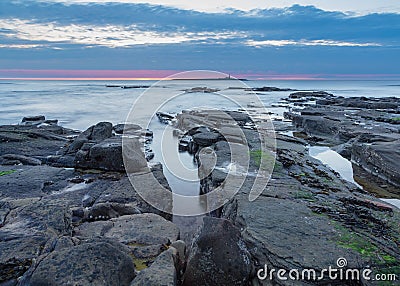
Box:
0, 70, 399, 80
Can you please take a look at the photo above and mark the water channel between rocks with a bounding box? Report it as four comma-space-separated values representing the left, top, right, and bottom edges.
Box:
149, 119, 206, 244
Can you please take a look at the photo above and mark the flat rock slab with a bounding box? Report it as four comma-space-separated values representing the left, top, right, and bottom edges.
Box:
236, 196, 357, 266
74, 213, 179, 245
0, 165, 75, 200
27, 240, 135, 286
0, 124, 72, 159
3, 199, 72, 236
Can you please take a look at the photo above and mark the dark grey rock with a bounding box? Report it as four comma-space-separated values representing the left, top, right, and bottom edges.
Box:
4, 199, 72, 236
225, 110, 252, 125
156, 112, 175, 124
182, 217, 252, 286
89, 121, 113, 141
75, 137, 125, 171
0, 165, 75, 200
285, 95, 400, 187
247, 86, 296, 92
74, 213, 179, 245
114, 123, 142, 135
65, 122, 113, 155
0, 124, 71, 158
289, 91, 333, 99
27, 240, 136, 286
352, 140, 400, 187
21, 115, 46, 123
0, 235, 48, 284
192, 130, 221, 146
65, 137, 88, 154
82, 194, 95, 207
0, 154, 41, 166
46, 154, 76, 168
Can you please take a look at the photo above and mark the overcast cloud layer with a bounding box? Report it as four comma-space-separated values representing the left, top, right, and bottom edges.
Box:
0, 0, 399, 76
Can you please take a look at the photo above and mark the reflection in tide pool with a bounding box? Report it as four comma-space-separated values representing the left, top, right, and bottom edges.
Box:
149, 119, 206, 216
308, 146, 362, 188
308, 146, 400, 210
149, 118, 206, 243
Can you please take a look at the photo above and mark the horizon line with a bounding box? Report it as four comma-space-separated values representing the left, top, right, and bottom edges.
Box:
0, 70, 400, 81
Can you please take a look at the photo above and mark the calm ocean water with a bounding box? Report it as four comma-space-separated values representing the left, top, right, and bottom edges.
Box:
0, 79, 399, 130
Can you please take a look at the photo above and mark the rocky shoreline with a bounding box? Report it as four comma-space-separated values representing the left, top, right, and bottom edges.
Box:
0, 92, 399, 285
283, 92, 400, 197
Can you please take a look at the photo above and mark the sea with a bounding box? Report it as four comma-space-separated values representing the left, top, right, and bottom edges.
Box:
1, 79, 399, 220
1, 79, 400, 129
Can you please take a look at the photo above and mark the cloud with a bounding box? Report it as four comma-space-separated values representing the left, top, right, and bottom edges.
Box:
1, 1, 398, 46
0, 18, 382, 49
0, 18, 248, 48
30, 0, 400, 15
245, 39, 381, 47
0, 44, 48, 49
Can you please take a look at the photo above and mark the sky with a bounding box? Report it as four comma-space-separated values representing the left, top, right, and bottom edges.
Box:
0, 0, 399, 79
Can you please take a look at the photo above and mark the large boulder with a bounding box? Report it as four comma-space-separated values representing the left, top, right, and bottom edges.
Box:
65, 122, 113, 155
75, 137, 124, 171
81, 121, 113, 142
182, 217, 252, 286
